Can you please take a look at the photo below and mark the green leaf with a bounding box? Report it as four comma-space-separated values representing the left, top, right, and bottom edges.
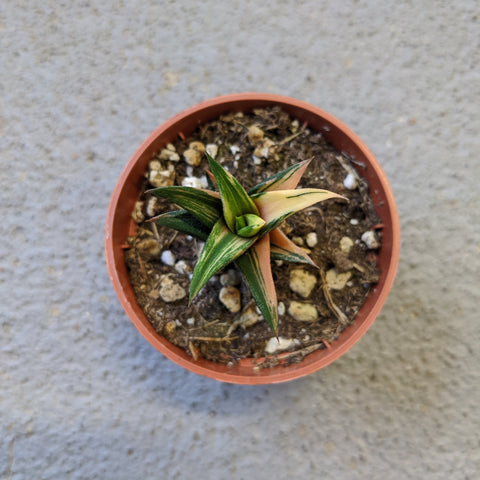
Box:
269, 228, 318, 267
189, 218, 257, 301
148, 210, 210, 241
206, 153, 260, 232
252, 188, 346, 234
248, 158, 312, 194
236, 234, 278, 335
148, 186, 221, 228
235, 214, 266, 238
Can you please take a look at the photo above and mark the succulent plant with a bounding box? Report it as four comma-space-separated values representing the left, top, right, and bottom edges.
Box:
148, 153, 344, 335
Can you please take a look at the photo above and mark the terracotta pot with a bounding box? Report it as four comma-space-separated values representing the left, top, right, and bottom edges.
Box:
105, 93, 400, 384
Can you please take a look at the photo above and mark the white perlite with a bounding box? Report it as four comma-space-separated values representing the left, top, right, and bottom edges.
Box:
265, 337, 300, 355
181, 176, 208, 189
361, 230, 380, 249
159, 275, 186, 303
160, 250, 176, 266
340, 236, 354, 254
149, 164, 175, 187
325, 269, 352, 290
277, 301, 286, 316
219, 286, 241, 313
288, 302, 318, 322
289, 269, 317, 298
306, 232, 318, 247
343, 172, 358, 190
174, 260, 189, 275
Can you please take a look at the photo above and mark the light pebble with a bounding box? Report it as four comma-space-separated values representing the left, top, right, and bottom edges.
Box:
343, 172, 358, 190
325, 269, 352, 290
277, 301, 285, 316
361, 230, 380, 249
181, 176, 208, 189
289, 269, 317, 298
306, 232, 318, 248
161, 250, 176, 266
265, 337, 300, 355
183, 148, 202, 166
159, 275, 186, 303
340, 236, 354, 254
288, 302, 318, 322
219, 286, 241, 313
206, 144, 218, 158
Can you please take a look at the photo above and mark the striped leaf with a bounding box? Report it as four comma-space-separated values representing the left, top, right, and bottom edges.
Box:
269, 228, 318, 267
252, 188, 346, 234
189, 218, 257, 302
148, 210, 210, 241
148, 186, 221, 228
248, 158, 312, 194
207, 153, 260, 232
236, 234, 278, 335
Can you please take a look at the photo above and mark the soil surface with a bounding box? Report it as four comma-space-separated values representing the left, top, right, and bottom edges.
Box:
125, 107, 381, 367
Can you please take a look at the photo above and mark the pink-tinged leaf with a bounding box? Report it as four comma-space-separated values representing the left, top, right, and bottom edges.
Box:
252, 188, 346, 234
269, 228, 318, 267
236, 234, 278, 335
248, 158, 312, 194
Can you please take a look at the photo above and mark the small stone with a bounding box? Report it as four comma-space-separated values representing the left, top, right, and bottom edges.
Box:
325, 269, 352, 290
229, 145, 241, 155
253, 138, 275, 158
146, 197, 158, 217
186, 317, 195, 326
149, 164, 175, 187
219, 286, 241, 313
340, 236, 354, 254
277, 301, 286, 316
149, 159, 162, 171
159, 275, 186, 302
158, 148, 180, 162
189, 141, 205, 154
288, 302, 318, 322
350, 218, 359, 225
306, 232, 318, 247
131, 201, 144, 223
289, 269, 317, 298
206, 144, 218, 158
183, 148, 202, 166
344, 172, 358, 190
181, 176, 208, 189
160, 250, 176, 266
247, 125, 265, 144
174, 260, 190, 275
361, 230, 380, 249
292, 236, 304, 246
136, 238, 161, 257
220, 269, 241, 286
239, 306, 259, 328
166, 143, 176, 151
252, 155, 262, 165
168, 152, 180, 162
265, 337, 300, 355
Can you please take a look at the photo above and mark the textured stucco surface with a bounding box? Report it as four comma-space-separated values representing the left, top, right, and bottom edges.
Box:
1, 1, 479, 479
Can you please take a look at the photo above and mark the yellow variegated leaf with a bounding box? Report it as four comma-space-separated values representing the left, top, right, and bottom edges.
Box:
269, 228, 318, 267
248, 158, 312, 194
148, 186, 221, 228
252, 188, 346, 234
207, 153, 260, 233
189, 218, 257, 302
236, 234, 278, 335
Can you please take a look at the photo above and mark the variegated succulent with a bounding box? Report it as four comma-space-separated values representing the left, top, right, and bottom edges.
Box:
148, 153, 344, 335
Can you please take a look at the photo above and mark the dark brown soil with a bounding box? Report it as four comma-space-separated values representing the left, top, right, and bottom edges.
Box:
125, 107, 381, 367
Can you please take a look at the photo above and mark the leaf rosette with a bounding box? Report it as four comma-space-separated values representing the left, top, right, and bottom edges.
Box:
148, 153, 345, 335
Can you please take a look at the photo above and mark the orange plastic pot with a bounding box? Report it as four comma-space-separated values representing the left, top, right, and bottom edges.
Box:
105, 93, 400, 384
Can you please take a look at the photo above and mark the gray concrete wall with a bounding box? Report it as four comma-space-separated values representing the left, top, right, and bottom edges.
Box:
1, 1, 478, 479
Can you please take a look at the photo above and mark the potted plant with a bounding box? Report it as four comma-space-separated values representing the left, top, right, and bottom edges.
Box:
105, 93, 400, 384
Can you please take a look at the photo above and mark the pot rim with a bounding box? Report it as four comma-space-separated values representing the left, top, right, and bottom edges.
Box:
105, 93, 400, 384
